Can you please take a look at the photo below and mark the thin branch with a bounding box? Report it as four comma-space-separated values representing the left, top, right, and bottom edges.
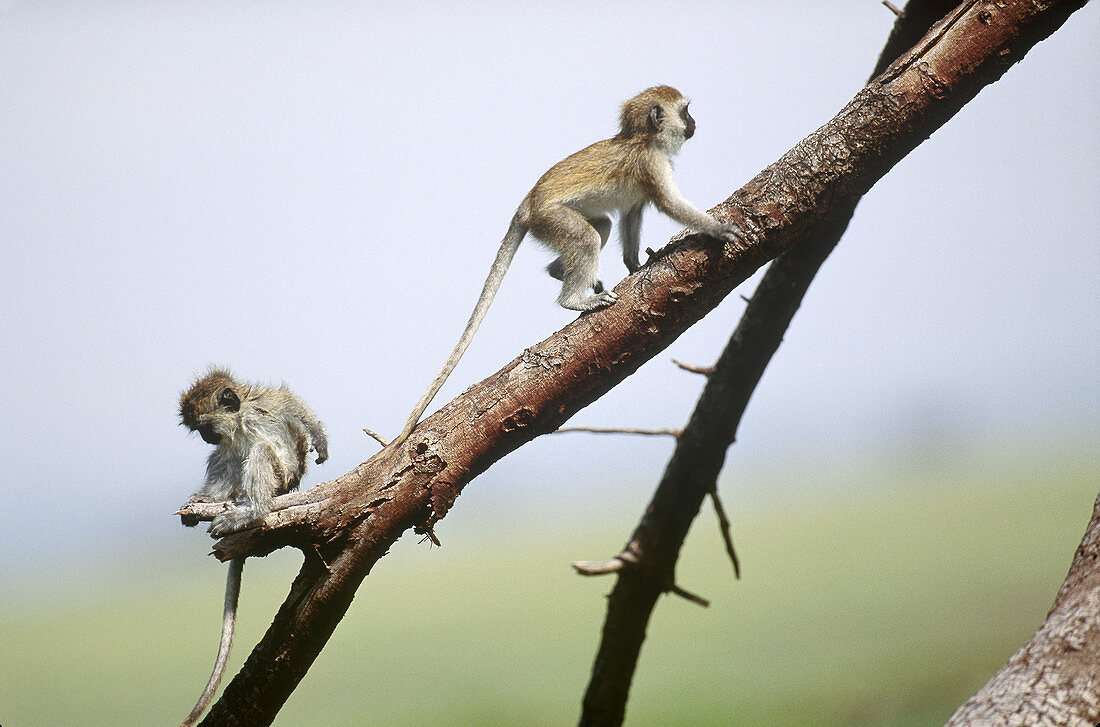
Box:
709, 488, 740, 579
668, 584, 710, 608
572, 558, 628, 576
572, 545, 710, 608
553, 426, 681, 438
883, 1, 903, 17
670, 359, 715, 376
310, 546, 333, 575
574, 540, 641, 576
572, 478, 740, 585
362, 428, 389, 447
576, 2, 1088, 725
180, 3, 1090, 723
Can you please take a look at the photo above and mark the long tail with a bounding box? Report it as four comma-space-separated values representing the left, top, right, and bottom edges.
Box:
180, 556, 244, 727
393, 215, 528, 445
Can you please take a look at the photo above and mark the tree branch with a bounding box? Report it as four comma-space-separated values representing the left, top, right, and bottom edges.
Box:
945, 492, 1100, 726
553, 426, 682, 438
575, 1, 1086, 725
576, 191, 857, 727
173, 2, 1090, 723
670, 358, 715, 376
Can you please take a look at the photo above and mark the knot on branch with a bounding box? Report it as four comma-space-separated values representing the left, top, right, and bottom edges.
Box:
500, 406, 537, 433
572, 540, 711, 608
427, 480, 459, 524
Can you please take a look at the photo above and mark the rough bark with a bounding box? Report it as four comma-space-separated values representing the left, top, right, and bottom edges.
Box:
945, 492, 1100, 726
577, 1, 958, 723
174, 2, 1090, 724
579, 3, 1097, 724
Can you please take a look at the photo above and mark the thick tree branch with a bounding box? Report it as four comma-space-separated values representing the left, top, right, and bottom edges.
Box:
576, 197, 858, 727
945, 492, 1100, 726
575, 3, 961, 723
174, 2, 1089, 723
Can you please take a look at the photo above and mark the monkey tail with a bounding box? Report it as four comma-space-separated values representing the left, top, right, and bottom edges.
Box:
180, 556, 244, 727
394, 214, 529, 445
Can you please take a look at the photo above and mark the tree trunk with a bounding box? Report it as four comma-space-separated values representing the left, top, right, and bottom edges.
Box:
945, 492, 1100, 726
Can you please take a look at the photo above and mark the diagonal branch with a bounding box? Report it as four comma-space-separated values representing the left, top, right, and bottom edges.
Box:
575, 2, 1087, 725
576, 196, 859, 727
174, 2, 1089, 723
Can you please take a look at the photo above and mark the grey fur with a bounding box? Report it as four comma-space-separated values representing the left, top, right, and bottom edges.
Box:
177, 367, 327, 726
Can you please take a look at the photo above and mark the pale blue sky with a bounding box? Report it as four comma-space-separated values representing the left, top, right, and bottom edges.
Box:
1, 2, 1097, 571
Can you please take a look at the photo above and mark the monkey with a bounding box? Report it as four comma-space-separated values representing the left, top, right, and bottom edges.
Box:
176, 367, 328, 727
394, 85, 740, 445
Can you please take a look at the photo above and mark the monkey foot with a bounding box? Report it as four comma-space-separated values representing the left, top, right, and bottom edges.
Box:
563, 290, 619, 312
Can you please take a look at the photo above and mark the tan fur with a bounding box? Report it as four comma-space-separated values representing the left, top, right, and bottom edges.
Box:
395, 86, 738, 445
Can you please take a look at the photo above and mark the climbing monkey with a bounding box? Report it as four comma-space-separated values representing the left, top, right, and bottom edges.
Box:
396, 86, 739, 444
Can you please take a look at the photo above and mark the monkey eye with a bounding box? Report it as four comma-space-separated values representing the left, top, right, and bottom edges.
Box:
217, 387, 241, 412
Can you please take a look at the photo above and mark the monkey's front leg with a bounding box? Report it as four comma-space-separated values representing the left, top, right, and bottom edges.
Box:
619, 204, 644, 274
547, 257, 606, 296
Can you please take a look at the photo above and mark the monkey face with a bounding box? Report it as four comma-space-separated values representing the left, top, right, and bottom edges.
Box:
180, 369, 244, 446
197, 424, 222, 445
638, 92, 694, 154
681, 105, 695, 139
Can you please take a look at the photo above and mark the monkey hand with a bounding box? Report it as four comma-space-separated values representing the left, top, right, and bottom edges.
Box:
178, 495, 214, 527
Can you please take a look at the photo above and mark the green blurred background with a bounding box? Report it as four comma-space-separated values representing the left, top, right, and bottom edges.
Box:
3, 437, 1094, 726
1, 3, 1096, 725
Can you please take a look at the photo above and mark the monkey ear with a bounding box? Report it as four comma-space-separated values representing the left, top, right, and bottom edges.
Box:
648, 104, 663, 132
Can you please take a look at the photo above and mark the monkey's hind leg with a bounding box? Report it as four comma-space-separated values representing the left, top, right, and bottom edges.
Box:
209, 504, 266, 537
543, 212, 617, 312
547, 257, 604, 294
547, 214, 612, 297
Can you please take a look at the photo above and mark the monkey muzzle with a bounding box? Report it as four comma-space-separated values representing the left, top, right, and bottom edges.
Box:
198, 425, 222, 445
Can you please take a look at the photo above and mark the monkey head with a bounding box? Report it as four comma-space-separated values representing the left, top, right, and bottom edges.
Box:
179, 368, 245, 445
616, 85, 695, 150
